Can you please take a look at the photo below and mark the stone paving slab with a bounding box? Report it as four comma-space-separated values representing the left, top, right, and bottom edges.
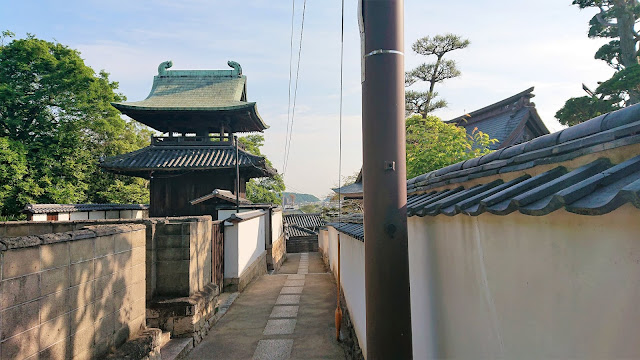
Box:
276, 294, 301, 305
186, 252, 344, 360
263, 319, 297, 335
270, 306, 299, 318
284, 280, 305, 287
277, 253, 326, 274
253, 339, 294, 360
281, 286, 304, 294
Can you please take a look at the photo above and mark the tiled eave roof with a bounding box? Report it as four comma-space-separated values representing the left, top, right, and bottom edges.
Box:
446, 87, 549, 149
407, 156, 640, 217
112, 62, 268, 133
23, 204, 148, 214
285, 224, 318, 237
406, 104, 640, 217
189, 189, 251, 206
332, 182, 363, 198
100, 145, 276, 179
283, 213, 325, 229
409, 104, 640, 195
327, 222, 364, 242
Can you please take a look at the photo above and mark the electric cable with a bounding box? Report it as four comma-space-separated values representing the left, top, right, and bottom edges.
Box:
282, 0, 308, 176
282, 0, 296, 175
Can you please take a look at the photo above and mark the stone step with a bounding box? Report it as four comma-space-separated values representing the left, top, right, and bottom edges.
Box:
159, 331, 172, 347
160, 338, 193, 360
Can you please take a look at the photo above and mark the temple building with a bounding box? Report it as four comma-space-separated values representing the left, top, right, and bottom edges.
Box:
101, 61, 276, 217
446, 87, 550, 149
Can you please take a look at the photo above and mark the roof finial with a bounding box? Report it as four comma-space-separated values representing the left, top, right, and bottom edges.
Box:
158, 60, 173, 75
227, 60, 242, 76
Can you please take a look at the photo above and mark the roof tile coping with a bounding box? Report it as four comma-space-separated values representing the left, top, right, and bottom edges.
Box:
408, 104, 640, 193
0, 224, 146, 252
23, 203, 149, 214
227, 209, 266, 223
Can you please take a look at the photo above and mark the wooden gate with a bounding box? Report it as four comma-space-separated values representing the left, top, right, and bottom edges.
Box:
211, 220, 225, 288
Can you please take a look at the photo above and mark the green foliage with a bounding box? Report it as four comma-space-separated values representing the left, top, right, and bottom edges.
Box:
0, 34, 151, 216
300, 203, 322, 213
405, 34, 470, 117
557, 1, 640, 125
555, 96, 621, 126
405, 115, 497, 179
238, 134, 285, 204
597, 63, 640, 96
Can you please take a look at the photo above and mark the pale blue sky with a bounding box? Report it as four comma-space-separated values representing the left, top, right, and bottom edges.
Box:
2, 0, 613, 197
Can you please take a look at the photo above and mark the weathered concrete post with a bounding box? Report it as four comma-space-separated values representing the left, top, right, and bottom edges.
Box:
359, 0, 413, 358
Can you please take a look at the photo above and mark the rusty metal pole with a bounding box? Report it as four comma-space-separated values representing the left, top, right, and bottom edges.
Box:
359, 0, 413, 358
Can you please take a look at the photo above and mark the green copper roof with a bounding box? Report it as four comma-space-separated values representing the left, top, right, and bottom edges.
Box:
112, 61, 268, 133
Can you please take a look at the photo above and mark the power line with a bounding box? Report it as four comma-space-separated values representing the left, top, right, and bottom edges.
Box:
282, 0, 307, 177
282, 0, 296, 176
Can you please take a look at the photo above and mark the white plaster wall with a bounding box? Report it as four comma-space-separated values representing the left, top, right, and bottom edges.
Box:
58, 213, 70, 221
327, 227, 339, 279
271, 211, 283, 242
31, 213, 47, 222
69, 212, 89, 220
237, 214, 266, 276
218, 209, 251, 224
105, 210, 120, 219
224, 223, 239, 278
132, 210, 144, 219
409, 204, 640, 359
89, 211, 106, 220
318, 229, 329, 252
338, 233, 367, 359
119, 210, 132, 219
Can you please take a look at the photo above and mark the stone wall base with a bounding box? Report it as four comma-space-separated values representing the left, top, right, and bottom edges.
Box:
320, 250, 364, 360
338, 291, 365, 360
224, 250, 267, 292
106, 328, 165, 360
270, 234, 287, 272
287, 235, 318, 253
146, 283, 220, 345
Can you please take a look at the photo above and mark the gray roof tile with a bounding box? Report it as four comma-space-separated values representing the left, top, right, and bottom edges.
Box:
406, 156, 640, 217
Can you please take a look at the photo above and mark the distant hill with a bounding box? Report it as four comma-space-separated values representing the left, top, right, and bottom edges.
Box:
281, 192, 320, 204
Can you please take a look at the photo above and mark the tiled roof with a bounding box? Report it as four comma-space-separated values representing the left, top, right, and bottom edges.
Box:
327, 222, 364, 242
447, 87, 549, 149
407, 103, 640, 216
100, 144, 276, 178
189, 189, 251, 205
283, 213, 325, 229
285, 224, 318, 237
332, 182, 363, 198
408, 104, 640, 194
23, 204, 148, 214
111, 61, 267, 133
407, 156, 640, 216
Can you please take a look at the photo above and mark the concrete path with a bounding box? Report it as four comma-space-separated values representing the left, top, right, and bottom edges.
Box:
186, 252, 345, 359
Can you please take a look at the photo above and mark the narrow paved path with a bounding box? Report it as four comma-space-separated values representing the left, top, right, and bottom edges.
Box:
186, 252, 345, 359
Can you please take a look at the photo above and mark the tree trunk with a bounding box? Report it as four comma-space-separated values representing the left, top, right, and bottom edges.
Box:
615, 0, 640, 103
424, 56, 442, 117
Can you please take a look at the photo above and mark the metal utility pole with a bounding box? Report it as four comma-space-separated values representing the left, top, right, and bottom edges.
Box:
234, 135, 240, 213
359, 0, 413, 358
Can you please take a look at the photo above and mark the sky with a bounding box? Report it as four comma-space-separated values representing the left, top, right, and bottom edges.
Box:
1, 0, 615, 198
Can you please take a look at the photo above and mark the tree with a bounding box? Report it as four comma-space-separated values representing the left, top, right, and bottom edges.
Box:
238, 134, 285, 204
405, 115, 497, 179
0, 33, 152, 216
556, 0, 640, 126
405, 34, 470, 117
